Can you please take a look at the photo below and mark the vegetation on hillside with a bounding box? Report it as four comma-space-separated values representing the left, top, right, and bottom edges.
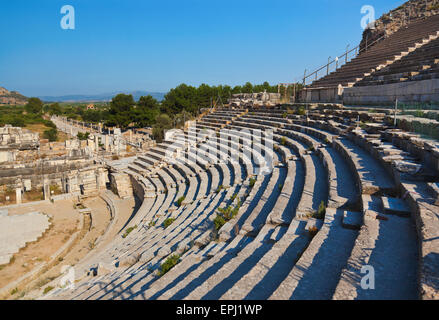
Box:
0, 98, 61, 141
0, 81, 285, 142
76, 132, 90, 141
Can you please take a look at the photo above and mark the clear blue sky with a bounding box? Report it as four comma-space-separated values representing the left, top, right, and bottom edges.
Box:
0, 0, 406, 96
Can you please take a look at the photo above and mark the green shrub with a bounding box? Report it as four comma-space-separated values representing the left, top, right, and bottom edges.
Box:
216, 185, 223, 193
159, 254, 180, 276
77, 132, 90, 140
10, 117, 25, 127
176, 196, 185, 207
230, 193, 238, 202
218, 206, 233, 220
122, 225, 137, 238
249, 177, 256, 188
215, 198, 241, 231
163, 218, 175, 229
214, 214, 226, 231
280, 136, 287, 146
230, 205, 240, 219
297, 106, 306, 116
43, 128, 58, 142
43, 286, 54, 294
313, 201, 326, 220
414, 110, 424, 118
42, 119, 57, 128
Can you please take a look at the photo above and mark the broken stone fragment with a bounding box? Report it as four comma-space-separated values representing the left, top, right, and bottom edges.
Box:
392, 160, 422, 174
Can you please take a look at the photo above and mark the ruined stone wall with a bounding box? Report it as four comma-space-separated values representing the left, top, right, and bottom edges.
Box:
382, 130, 439, 176
109, 172, 133, 199
0, 126, 39, 150
0, 159, 100, 191
229, 92, 281, 107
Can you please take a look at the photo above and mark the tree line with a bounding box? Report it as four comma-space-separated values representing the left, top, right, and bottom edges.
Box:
2, 81, 296, 142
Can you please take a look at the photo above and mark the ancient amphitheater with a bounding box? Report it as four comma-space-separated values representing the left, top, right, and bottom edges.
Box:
1, 1, 439, 301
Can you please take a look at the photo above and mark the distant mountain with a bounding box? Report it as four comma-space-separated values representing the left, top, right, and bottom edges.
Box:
0, 87, 28, 105
38, 90, 166, 103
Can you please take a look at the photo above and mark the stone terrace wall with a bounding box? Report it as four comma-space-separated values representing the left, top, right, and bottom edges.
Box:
0, 159, 97, 190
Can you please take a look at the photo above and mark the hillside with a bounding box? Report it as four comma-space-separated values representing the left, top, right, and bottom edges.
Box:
0, 87, 28, 105
360, 0, 439, 51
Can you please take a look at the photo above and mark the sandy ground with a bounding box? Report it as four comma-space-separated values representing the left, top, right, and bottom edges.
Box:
2, 191, 139, 300
0, 199, 79, 291
18, 197, 112, 298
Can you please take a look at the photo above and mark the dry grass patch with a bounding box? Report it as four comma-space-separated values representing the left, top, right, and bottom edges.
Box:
25, 124, 67, 142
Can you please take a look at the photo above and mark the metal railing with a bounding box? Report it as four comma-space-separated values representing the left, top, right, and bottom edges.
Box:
302, 34, 387, 86
301, 12, 437, 87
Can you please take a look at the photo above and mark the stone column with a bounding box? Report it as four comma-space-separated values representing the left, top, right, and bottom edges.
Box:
104, 135, 109, 151
15, 188, 22, 204
95, 135, 99, 152
96, 168, 107, 190
43, 181, 50, 201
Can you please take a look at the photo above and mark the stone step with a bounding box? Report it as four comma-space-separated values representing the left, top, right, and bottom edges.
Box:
342, 210, 363, 230
381, 197, 411, 217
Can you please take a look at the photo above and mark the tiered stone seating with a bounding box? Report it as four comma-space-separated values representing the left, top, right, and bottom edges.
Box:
51, 124, 269, 299
309, 14, 439, 89
109, 113, 328, 300
329, 128, 432, 299
60, 180, 224, 298
74, 145, 276, 300
46, 103, 439, 301
356, 37, 439, 86
294, 116, 423, 299
214, 112, 359, 299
